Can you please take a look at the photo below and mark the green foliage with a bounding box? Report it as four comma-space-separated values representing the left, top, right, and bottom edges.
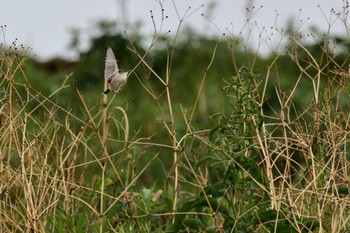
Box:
1, 10, 350, 233
169, 68, 268, 232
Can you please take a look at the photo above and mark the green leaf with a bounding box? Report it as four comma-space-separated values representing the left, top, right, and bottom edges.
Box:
195, 156, 219, 171
182, 218, 206, 230
171, 195, 232, 232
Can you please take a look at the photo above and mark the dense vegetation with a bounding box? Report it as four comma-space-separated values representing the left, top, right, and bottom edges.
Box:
1, 6, 350, 232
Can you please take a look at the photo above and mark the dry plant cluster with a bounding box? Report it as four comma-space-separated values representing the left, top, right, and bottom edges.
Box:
0, 2, 350, 232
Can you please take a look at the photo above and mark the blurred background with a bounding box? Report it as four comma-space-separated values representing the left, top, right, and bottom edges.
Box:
0, 0, 345, 60
1, 0, 348, 140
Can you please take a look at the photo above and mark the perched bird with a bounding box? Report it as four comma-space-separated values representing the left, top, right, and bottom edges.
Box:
103, 47, 128, 95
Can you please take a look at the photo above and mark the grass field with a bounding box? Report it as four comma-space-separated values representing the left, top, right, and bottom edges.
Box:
1, 3, 350, 232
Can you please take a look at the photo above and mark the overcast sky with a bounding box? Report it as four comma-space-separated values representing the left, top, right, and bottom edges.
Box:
0, 0, 346, 60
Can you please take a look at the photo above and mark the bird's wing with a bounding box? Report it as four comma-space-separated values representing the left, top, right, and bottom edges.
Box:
104, 47, 118, 80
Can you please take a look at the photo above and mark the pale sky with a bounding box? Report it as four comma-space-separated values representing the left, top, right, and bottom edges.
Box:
0, 0, 346, 60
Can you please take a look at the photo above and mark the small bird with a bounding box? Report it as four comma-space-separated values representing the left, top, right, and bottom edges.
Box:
103, 47, 128, 95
